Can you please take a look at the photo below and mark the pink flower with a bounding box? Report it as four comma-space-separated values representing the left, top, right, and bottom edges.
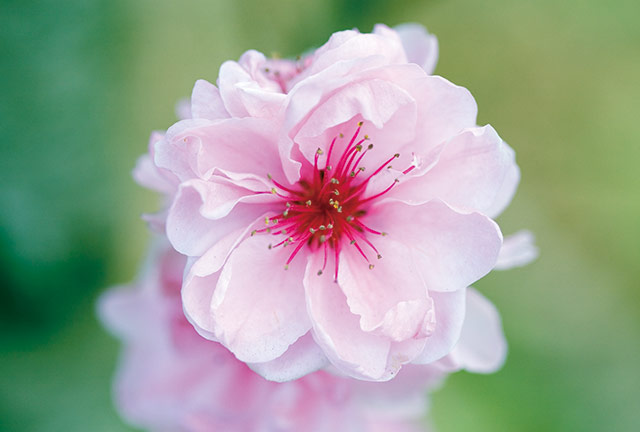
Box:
139, 24, 531, 381
99, 242, 441, 432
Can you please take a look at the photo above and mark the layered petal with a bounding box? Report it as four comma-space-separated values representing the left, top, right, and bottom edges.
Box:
391, 125, 518, 214
368, 199, 502, 292
495, 230, 538, 270
248, 332, 329, 382
166, 178, 276, 256
337, 238, 434, 341
305, 253, 391, 380
448, 288, 507, 373
394, 23, 439, 74
411, 289, 467, 364
210, 234, 312, 363
156, 117, 284, 182
190, 79, 230, 120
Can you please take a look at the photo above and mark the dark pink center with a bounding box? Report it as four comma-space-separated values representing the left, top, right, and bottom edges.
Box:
255, 122, 414, 279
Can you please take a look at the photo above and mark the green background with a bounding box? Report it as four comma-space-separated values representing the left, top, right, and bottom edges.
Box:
1, 0, 639, 430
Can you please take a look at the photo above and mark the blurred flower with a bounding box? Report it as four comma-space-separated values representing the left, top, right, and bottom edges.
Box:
99, 241, 442, 432
137, 24, 533, 381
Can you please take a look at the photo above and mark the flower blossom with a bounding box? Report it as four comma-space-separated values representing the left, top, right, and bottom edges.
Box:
135, 24, 535, 381
99, 241, 443, 432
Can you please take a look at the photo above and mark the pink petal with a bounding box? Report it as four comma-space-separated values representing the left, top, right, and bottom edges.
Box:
247, 332, 329, 382
411, 289, 467, 364
166, 178, 275, 256
133, 132, 179, 194
304, 253, 392, 380
157, 117, 284, 182
303, 28, 407, 78
449, 288, 507, 373
191, 79, 230, 120
218, 54, 286, 118
494, 230, 538, 270
181, 258, 220, 341
175, 98, 192, 120
294, 77, 417, 172
337, 238, 434, 341
368, 199, 502, 292
405, 75, 478, 155
391, 125, 518, 214
210, 235, 312, 363
393, 23, 439, 74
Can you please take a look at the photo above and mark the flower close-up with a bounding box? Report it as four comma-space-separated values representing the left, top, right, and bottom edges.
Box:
137, 23, 530, 382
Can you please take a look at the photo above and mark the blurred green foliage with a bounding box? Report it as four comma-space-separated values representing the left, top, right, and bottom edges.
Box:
1, 0, 638, 430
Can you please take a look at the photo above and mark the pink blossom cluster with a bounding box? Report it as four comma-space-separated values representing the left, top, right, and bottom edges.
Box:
101, 23, 536, 430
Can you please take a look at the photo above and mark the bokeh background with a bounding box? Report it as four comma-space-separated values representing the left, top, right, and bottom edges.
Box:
2, 0, 639, 430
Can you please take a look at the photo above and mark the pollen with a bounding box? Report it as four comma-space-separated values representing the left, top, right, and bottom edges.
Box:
258, 121, 412, 279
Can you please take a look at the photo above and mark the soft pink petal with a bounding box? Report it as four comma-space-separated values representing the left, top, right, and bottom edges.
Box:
191, 79, 230, 120
303, 28, 407, 78
393, 23, 439, 74
210, 235, 311, 363
133, 132, 179, 194
412, 289, 467, 364
391, 125, 518, 214
175, 98, 192, 120
337, 238, 434, 341
181, 258, 219, 341
484, 157, 521, 218
157, 117, 284, 182
165, 179, 275, 256
494, 230, 538, 270
305, 253, 391, 380
218, 53, 287, 118
247, 332, 329, 382
449, 288, 507, 373
405, 75, 478, 155
368, 199, 502, 292
294, 78, 418, 173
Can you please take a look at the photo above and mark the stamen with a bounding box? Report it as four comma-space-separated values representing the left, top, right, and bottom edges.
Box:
256, 121, 412, 274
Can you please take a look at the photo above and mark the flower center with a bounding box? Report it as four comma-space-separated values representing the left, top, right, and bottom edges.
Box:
254, 122, 414, 280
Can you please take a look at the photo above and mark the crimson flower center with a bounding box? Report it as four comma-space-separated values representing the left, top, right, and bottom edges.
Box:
254, 122, 414, 280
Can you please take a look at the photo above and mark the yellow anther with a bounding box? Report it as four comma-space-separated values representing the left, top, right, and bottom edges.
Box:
369, 264, 375, 270
357, 121, 363, 126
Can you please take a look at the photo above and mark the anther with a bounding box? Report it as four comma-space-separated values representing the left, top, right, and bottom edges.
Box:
369, 264, 375, 270
250, 230, 257, 236
317, 270, 323, 276
320, 235, 327, 243
377, 254, 382, 259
